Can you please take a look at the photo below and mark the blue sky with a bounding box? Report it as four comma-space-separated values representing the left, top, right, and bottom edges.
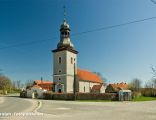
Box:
0, 0, 156, 85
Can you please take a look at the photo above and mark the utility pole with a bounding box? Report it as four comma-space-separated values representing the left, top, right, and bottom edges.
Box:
73, 63, 76, 100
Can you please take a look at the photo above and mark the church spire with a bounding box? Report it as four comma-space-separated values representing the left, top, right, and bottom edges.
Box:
57, 7, 74, 49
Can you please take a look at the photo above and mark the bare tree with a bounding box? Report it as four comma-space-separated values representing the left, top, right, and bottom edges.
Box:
151, 66, 156, 78
12, 81, 16, 89
16, 80, 21, 89
145, 80, 153, 88
25, 80, 34, 89
130, 78, 142, 92
151, 66, 156, 88
93, 72, 107, 86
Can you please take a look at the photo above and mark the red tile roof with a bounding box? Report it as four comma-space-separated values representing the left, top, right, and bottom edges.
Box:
109, 82, 129, 90
77, 69, 103, 83
34, 80, 53, 91
32, 85, 42, 89
34, 80, 53, 85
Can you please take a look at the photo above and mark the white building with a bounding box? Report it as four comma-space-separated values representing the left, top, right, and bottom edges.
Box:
26, 85, 47, 99
52, 13, 105, 93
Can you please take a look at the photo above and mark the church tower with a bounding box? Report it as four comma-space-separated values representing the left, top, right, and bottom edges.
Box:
52, 9, 78, 93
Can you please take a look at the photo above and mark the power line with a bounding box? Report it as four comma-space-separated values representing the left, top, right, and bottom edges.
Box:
0, 37, 57, 50
0, 16, 156, 50
72, 16, 156, 36
151, 0, 156, 4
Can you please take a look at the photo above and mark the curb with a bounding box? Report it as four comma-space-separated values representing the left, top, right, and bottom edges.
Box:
33, 100, 42, 113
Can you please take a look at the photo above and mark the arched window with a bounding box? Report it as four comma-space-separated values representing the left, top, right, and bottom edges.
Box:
71, 57, 73, 64
58, 57, 61, 64
84, 86, 85, 92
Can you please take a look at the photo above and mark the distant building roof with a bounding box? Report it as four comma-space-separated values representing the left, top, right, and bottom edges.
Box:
34, 80, 53, 85
109, 82, 129, 90
32, 85, 42, 89
106, 82, 129, 93
77, 69, 103, 83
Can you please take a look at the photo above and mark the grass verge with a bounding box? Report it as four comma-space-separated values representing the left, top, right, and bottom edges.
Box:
132, 96, 156, 101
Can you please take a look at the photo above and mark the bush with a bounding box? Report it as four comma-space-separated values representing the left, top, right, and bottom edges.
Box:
132, 91, 142, 98
20, 91, 27, 98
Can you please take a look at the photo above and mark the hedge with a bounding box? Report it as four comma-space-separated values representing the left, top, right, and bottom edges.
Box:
43, 92, 118, 101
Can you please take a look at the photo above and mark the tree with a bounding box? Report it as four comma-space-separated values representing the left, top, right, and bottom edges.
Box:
25, 80, 34, 89
93, 72, 107, 86
130, 78, 142, 92
145, 80, 153, 88
151, 66, 156, 88
0, 75, 12, 92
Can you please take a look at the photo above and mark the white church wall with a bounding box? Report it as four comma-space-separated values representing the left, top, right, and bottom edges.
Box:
66, 51, 77, 75
53, 51, 67, 75
66, 76, 74, 93
79, 80, 105, 93
79, 81, 90, 93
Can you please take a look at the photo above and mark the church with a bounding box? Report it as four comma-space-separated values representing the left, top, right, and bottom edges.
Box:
52, 13, 105, 93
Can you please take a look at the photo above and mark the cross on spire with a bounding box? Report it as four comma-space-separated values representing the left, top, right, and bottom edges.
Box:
63, 6, 66, 22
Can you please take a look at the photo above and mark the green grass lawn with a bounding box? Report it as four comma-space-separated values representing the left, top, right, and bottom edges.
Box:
77, 96, 156, 102
77, 100, 113, 102
132, 96, 156, 101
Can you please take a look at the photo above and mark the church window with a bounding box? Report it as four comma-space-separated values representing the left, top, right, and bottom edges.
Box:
58, 78, 61, 81
71, 57, 73, 64
65, 32, 67, 35
58, 57, 62, 64
59, 70, 61, 73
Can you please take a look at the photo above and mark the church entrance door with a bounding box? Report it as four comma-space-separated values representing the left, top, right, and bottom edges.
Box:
58, 89, 62, 93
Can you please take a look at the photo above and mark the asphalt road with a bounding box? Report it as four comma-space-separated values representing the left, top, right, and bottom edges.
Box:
37, 100, 156, 120
0, 95, 38, 120
0, 96, 34, 113
1, 95, 156, 120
